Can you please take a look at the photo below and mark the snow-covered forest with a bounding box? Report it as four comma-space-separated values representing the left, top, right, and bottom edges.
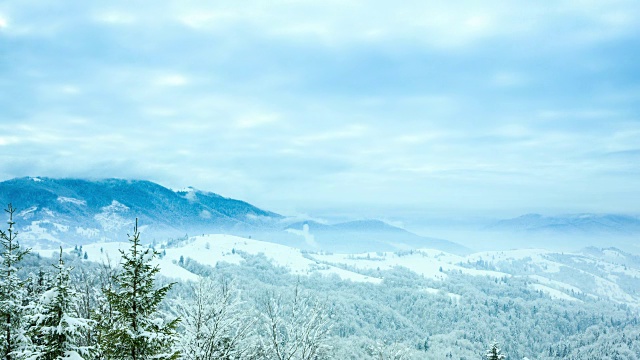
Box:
3, 0, 639, 357
2, 204, 639, 360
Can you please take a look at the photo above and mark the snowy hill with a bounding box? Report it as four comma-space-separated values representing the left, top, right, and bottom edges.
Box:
34, 234, 640, 309
462, 247, 640, 307
34, 234, 382, 284
0, 177, 469, 254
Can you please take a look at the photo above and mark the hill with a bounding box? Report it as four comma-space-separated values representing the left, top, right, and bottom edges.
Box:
0, 177, 468, 254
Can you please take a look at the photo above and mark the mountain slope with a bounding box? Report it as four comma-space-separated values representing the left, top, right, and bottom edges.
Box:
0, 177, 281, 246
0, 177, 469, 254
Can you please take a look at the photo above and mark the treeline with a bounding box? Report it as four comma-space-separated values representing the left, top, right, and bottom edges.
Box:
0, 205, 343, 360
1, 205, 178, 359
2, 203, 638, 359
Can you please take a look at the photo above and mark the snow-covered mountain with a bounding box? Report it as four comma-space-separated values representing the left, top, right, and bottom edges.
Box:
0, 177, 468, 254
489, 213, 640, 235
479, 213, 640, 253
0, 177, 281, 247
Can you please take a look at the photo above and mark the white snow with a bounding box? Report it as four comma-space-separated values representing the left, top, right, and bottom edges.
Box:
33, 242, 201, 282
32, 234, 381, 284
27, 232, 640, 308
312, 249, 509, 282
591, 276, 636, 304
422, 287, 462, 302
168, 235, 381, 284
20, 220, 65, 244
465, 249, 562, 273
62, 350, 85, 360
94, 200, 133, 232
52, 223, 70, 232
526, 275, 583, 294
529, 284, 580, 302
76, 227, 100, 239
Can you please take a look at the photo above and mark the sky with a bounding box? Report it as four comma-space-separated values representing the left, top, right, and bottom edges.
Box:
0, 0, 639, 219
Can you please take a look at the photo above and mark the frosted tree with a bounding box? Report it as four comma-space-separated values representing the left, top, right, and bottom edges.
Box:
485, 341, 506, 360
93, 252, 118, 358
99, 219, 179, 360
26, 248, 94, 359
73, 267, 101, 354
173, 276, 255, 360
257, 284, 333, 360
0, 204, 31, 359
366, 341, 414, 360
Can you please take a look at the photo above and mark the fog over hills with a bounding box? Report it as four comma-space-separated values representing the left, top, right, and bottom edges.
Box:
0, 177, 468, 254
489, 213, 640, 235
4, 176, 640, 358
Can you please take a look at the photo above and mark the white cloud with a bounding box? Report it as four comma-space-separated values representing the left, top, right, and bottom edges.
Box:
0, 136, 20, 146
155, 74, 189, 87
94, 11, 136, 25
292, 125, 367, 146
178, 11, 238, 30
1, 0, 639, 216
60, 85, 81, 95
286, 223, 318, 248
234, 113, 280, 129
491, 71, 528, 88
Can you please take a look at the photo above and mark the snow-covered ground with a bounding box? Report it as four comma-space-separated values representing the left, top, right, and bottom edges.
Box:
31, 234, 640, 308
33, 234, 382, 284
311, 250, 509, 282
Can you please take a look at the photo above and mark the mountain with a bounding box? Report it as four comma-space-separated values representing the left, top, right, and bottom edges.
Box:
278, 219, 470, 254
0, 177, 281, 247
488, 213, 640, 235
0, 177, 468, 254
480, 213, 640, 253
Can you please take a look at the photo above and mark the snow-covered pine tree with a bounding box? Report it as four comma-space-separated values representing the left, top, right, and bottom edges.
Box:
27, 248, 94, 360
93, 253, 119, 359
99, 219, 179, 360
0, 204, 31, 359
485, 341, 506, 360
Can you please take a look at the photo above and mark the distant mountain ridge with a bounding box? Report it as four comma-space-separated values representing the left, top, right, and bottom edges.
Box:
279, 220, 470, 254
0, 177, 469, 254
488, 213, 640, 235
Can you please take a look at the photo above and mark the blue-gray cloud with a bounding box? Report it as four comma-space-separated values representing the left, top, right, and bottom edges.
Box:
1, 0, 639, 216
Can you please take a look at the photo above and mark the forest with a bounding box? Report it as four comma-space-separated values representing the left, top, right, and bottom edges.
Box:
2, 205, 639, 359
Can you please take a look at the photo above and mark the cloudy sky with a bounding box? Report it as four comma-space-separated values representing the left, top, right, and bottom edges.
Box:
1, 0, 639, 218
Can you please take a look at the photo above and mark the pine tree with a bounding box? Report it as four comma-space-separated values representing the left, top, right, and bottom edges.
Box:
27, 248, 94, 359
99, 219, 179, 360
485, 341, 506, 360
0, 204, 31, 359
